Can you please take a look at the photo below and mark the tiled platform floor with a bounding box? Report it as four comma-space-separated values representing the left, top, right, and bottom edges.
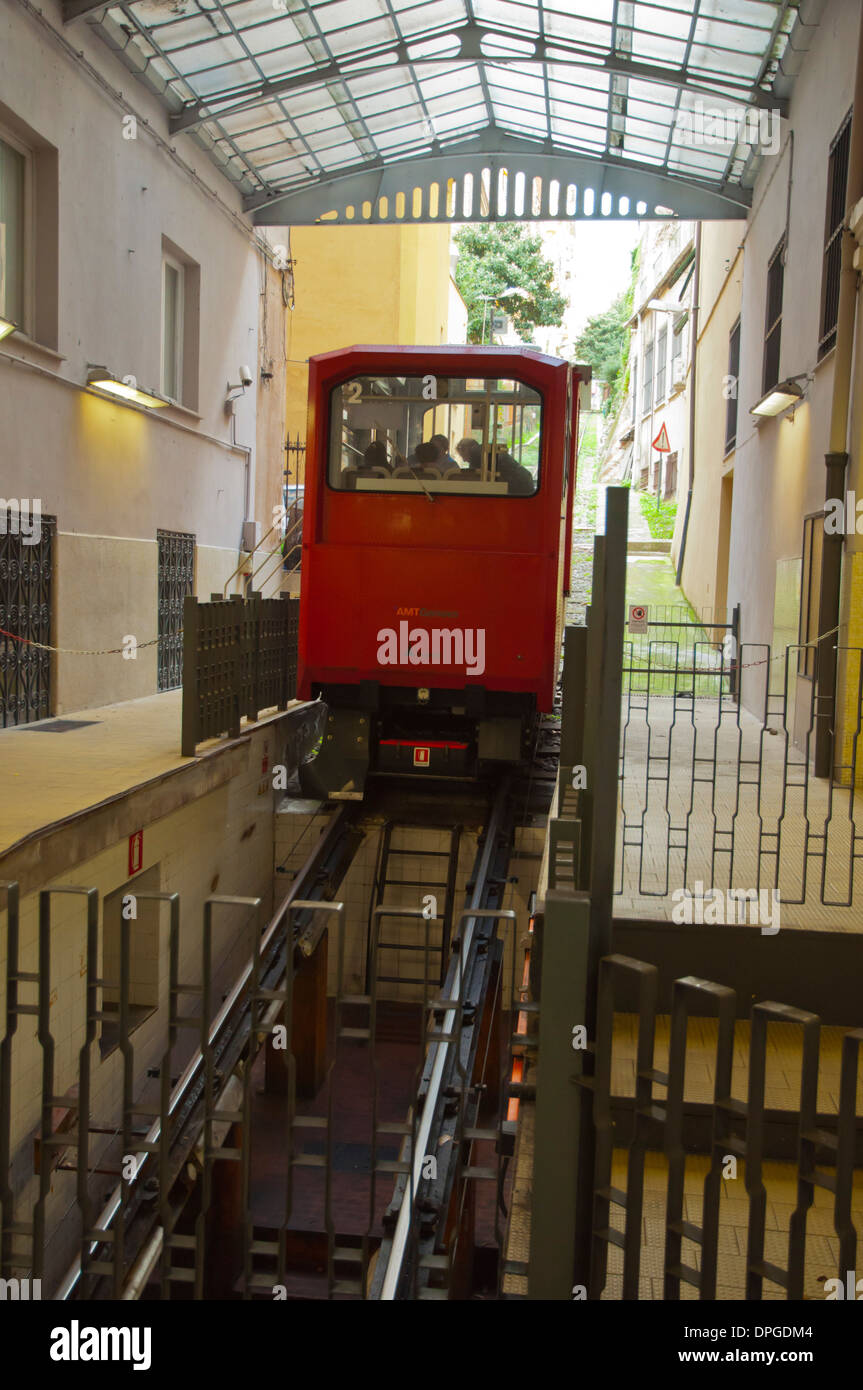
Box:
610, 1014, 863, 1114
601, 1149, 863, 1301
504, 1022, 863, 1301
616, 696, 863, 931
0, 691, 291, 856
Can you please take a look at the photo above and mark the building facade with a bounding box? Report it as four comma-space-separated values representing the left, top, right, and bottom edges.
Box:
631, 221, 695, 509
675, 219, 745, 618
0, 0, 290, 723
683, 0, 863, 774
283, 222, 466, 448
602, 220, 694, 512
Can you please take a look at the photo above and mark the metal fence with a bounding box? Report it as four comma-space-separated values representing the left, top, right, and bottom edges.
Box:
0, 811, 511, 1302
617, 634, 863, 917
181, 592, 298, 756
0, 803, 356, 1300
527, 542, 863, 1300
530, 887, 863, 1300
622, 602, 739, 699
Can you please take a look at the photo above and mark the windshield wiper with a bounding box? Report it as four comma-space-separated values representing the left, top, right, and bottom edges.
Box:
406, 466, 436, 502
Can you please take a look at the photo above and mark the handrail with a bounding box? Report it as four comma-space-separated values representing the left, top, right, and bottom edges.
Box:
55, 792, 346, 1301
221, 512, 302, 598
377, 781, 513, 1300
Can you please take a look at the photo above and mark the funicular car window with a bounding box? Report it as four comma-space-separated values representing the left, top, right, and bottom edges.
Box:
328, 374, 542, 495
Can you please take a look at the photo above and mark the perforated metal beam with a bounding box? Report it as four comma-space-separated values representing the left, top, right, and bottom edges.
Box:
248, 134, 753, 226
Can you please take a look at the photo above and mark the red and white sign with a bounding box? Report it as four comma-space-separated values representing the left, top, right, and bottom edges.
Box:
652, 423, 671, 452
128, 829, 144, 876
413, 746, 431, 768
628, 605, 649, 635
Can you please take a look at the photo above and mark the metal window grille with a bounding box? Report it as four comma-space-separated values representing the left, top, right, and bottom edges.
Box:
671, 320, 684, 369
641, 340, 653, 416
654, 324, 667, 402
725, 317, 741, 452
0, 508, 55, 727
762, 237, 785, 394
818, 110, 852, 361
157, 529, 195, 692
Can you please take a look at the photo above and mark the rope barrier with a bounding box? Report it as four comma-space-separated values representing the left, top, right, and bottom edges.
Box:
0, 625, 166, 656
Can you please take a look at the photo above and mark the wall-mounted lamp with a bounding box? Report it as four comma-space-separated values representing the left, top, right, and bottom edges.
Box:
86, 367, 169, 409
0, 316, 18, 343
750, 375, 808, 419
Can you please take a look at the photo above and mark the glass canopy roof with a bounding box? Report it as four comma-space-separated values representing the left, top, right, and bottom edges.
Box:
69, 0, 806, 222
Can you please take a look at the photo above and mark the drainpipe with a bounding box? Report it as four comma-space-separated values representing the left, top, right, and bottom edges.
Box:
647, 309, 657, 495
675, 219, 701, 586
228, 400, 254, 592
814, 13, 863, 777
633, 309, 642, 484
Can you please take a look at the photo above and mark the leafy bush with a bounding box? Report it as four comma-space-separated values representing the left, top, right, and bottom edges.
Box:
638, 492, 677, 539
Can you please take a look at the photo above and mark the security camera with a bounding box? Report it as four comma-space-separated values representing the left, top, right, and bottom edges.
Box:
226, 365, 255, 401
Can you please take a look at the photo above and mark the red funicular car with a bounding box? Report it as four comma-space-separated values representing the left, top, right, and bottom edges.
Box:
297, 345, 582, 798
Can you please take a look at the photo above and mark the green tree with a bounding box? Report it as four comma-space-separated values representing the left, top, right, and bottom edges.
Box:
575, 244, 639, 417
575, 293, 631, 383
453, 223, 566, 343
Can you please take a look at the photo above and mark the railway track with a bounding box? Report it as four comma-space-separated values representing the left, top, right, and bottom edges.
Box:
56, 804, 362, 1300
53, 722, 557, 1300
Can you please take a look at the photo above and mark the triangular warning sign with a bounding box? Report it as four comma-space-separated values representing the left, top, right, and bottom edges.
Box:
652, 423, 671, 452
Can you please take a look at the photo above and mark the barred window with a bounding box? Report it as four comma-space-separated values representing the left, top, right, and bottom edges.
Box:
818, 110, 852, 360
0, 131, 27, 329
763, 236, 785, 394
642, 338, 653, 415
671, 318, 684, 370
725, 317, 740, 452
655, 323, 667, 402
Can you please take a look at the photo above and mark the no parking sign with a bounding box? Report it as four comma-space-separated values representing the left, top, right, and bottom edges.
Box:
628, 604, 649, 634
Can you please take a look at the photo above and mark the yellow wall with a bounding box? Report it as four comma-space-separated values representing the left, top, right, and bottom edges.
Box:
837, 552, 863, 784
284, 223, 458, 457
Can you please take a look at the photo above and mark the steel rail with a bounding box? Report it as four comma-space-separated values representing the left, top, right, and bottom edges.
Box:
379, 777, 511, 1300
55, 803, 355, 1301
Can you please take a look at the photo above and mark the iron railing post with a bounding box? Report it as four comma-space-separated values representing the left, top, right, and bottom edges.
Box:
528, 889, 593, 1299
181, 594, 200, 756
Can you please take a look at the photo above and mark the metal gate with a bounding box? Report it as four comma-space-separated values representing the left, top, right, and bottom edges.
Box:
530, 897, 863, 1301
157, 529, 195, 692
0, 508, 55, 727
617, 620, 863, 923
